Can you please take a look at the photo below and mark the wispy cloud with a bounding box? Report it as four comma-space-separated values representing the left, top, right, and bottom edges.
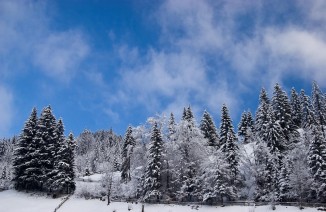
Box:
33, 30, 89, 82
0, 85, 13, 136
102, 0, 326, 121
0, 1, 89, 82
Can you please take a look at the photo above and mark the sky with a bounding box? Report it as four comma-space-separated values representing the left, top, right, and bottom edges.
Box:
1, 0, 326, 137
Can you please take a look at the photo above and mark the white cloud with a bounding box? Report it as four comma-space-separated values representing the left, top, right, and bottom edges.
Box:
33, 31, 89, 82
0, 1, 89, 82
108, 0, 326, 121
264, 28, 326, 83
0, 85, 14, 136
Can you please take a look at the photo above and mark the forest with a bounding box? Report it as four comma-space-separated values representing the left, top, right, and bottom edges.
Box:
0, 82, 326, 205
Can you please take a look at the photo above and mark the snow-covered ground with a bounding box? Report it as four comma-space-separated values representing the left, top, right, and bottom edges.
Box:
79, 173, 104, 182
0, 190, 63, 212
0, 189, 320, 212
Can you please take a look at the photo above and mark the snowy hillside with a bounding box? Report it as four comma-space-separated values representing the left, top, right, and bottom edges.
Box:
0, 189, 320, 212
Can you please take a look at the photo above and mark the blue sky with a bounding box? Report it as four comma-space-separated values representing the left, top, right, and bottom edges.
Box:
1, 0, 326, 137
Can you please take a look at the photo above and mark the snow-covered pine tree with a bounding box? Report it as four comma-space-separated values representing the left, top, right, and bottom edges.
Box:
176, 116, 203, 202
272, 83, 294, 144
225, 130, 239, 185
13, 108, 38, 190
264, 105, 285, 155
182, 106, 195, 130
200, 110, 219, 147
219, 104, 239, 197
66, 132, 76, 192
143, 122, 164, 202
288, 140, 311, 205
278, 158, 291, 202
255, 105, 284, 202
307, 124, 326, 201
238, 111, 254, 144
312, 81, 326, 129
290, 88, 302, 129
202, 149, 235, 205
238, 112, 248, 140
168, 112, 177, 142
255, 88, 270, 139
48, 119, 75, 194
35, 106, 57, 191
121, 126, 135, 183
219, 104, 236, 153
300, 89, 316, 130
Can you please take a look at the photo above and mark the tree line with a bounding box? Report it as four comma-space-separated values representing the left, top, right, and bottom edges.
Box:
5, 81, 326, 204
13, 106, 76, 195
116, 82, 326, 204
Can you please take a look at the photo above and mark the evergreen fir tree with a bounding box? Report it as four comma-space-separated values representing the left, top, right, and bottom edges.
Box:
290, 88, 302, 129
182, 106, 195, 130
143, 122, 164, 201
255, 88, 270, 139
219, 104, 236, 153
13, 107, 40, 190
121, 126, 135, 183
264, 106, 285, 154
168, 113, 177, 142
300, 90, 316, 130
200, 110, 219, 147
272, 83, 293, 142
48, 119, 75, 194
219, 104, 239, 197
278, 159, 291, 202
225, 131, 239, 184
66, 132, 76, 192
35, 106, 57, 191
238, 111, 254, 144
312, 81, 326, 128
307, 124, 326, 200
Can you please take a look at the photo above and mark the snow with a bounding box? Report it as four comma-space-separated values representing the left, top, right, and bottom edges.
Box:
79, 173, 104, 182
0, 189, 320, 212
0, 190, 63, 212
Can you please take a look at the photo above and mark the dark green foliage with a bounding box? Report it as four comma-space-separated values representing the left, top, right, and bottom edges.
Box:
13, 106, 75, 194
13, 108, 40, 190
255, 88, 270, 139
290, 88, 302, 129
121, 126, 135, 183
200, 110, 219, 147
144, 122, 164, 201
238, 111, 254, 144
300, 90, 316, 129
308, 124, 326, 201
272, 83, 294, 142
312, 82, 326, 127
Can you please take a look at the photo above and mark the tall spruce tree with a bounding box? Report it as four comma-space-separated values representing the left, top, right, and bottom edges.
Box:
264, 105, 286, 154
121, 126, 135, 183
182, 106, 195, 130
272, 83, 293, 143
168, 113, 177, 142
13, 108, 38, 190
238, 111, 254, 144
312, 82, 326, 128
200, 110, 219, 147
35, 106, 57, 191
219, 105, 239, 187
143, 122, 164, 201
290, 88, 302, 129
67, 132, 76, 192
300, 90, 316, 130
48, 120, 75, 194
255, 88, 270, 139
220, 104, 236, 152
308, 124, 326, 200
